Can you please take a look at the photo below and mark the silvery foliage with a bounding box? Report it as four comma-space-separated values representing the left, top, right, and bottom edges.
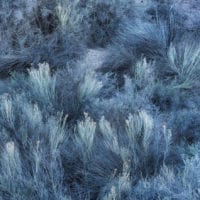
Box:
0, 0, 200, 199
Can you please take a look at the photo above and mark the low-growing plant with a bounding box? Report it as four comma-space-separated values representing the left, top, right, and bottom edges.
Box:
0, 0, 200, 199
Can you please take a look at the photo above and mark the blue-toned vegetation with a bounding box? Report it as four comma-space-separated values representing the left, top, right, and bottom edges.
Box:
0, 0, 200, 199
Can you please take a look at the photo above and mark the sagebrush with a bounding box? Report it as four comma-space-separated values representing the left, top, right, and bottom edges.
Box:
0, 0, 200, 199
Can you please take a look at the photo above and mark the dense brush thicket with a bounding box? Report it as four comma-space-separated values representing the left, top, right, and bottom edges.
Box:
0, 0, 200, 199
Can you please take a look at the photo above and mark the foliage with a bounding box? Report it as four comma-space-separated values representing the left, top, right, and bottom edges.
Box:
0, 0, 200, 199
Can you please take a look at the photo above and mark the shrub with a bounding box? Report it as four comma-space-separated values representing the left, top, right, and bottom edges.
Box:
28, 63, 56, 105
0, 0, 200, 199
167, 42, 200, 90
86, 0, 120, 48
